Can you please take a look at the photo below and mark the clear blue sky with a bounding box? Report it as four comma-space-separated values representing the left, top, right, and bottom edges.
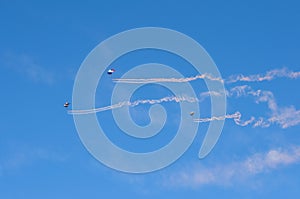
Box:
1, 0, 300, 198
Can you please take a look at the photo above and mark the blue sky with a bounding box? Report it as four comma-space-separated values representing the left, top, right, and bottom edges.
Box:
1, 0, 300, 198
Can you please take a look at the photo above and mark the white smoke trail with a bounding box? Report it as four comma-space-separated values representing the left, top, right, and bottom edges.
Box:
194, 112, 255, 127
199, 91, 225, 102
226, 67, 300, 83
198, 85, 258, 102
113, 68, 300, 84
193, 112, 239, 122
68, 95, 199, 115
68, 101, 130, 115
113, 73, 224, 84
196, 84, 300, 128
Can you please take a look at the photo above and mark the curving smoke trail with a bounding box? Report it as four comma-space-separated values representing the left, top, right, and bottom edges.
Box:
196, 85, 300, 129
68, 95, 199, 115
193, 108, 300, 129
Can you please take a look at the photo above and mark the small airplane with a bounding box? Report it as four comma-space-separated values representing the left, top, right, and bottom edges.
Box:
189, 112, 195, 116
107, 69, 115, 75
64, 101, 70, 108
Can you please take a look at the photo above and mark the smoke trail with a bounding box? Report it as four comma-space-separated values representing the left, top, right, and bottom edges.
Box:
113, 68, 300, 84
198, 85, 256, 102
193, 105, 300, 129
113, 73, 224, 84
226, 67, 300, 83
68, 101, 130, 115
194, 112, 255, 127
68, 95, 199, 115
199, 91, 225, 102
225, 85, 300, 128
196, 84, 300, 128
